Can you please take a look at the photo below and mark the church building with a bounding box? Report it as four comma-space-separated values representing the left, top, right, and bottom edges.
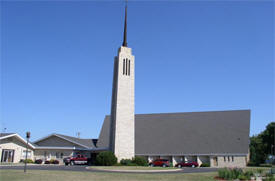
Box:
0, 4, 250, 168
95, 3, 250, 167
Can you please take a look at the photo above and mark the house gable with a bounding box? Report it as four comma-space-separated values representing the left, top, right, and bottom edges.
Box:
34, 135, 86, 148
1, 137, 33, 150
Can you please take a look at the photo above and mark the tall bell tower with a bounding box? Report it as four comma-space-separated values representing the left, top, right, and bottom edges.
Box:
109, 2, 135, 161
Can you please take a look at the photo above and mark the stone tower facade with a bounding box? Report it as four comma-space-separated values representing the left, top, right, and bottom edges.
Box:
109, 4, 135, 161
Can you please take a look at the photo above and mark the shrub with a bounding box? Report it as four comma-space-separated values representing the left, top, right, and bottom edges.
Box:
224, 169, 233, 180
49, 159, 59, 164
20, 159, 34, 163
247, 161, 257, 166
44, 160, 50, 164
244, 170, 254, 178
53, 160, 59, 164
119, 157, 148, 166
260, 164, 272, 167
263, 173, 275, 181
95, 151, 117, 166
128, 162, 138, 166
120, 159, 132, 166
218, 168, 227, 179
256, 168, 264, 174
132, 156, 148, 166
232, 168, 243, 179
49, 159, 55, 164
114, 163, 122, 166
238, 174, 249, 180
218, 168, 244, 180
200, 163, 210, 167
34, 159, 42, 164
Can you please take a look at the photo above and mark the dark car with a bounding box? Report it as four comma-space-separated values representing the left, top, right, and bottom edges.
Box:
175, 161, 198, 168
149, 159, 170, 167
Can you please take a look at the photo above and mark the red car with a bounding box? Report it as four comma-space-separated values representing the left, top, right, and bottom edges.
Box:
175, 161, 198, 168
149, 159, 170, 167
63, 154, 88, 166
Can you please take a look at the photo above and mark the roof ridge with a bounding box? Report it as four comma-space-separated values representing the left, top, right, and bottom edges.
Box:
56, 133, 93, 140
105, 109, 250, 117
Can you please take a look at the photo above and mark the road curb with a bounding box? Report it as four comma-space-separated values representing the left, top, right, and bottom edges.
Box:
86, 167, 182, 173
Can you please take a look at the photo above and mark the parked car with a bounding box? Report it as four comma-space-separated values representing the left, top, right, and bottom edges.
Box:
175, 161, 198, 168
63, 154, 88, 166
149, 159, 170, 167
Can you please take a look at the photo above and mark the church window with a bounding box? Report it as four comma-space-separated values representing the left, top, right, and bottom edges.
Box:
128, 59, 130, 76
126, 58, 128, 75
124, 59, 125, 75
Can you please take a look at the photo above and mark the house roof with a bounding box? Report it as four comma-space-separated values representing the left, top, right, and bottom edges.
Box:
0, 133, 15, 138
55, 134, 96, 149
97, 110, 250, 155
34, 133, 96, 149
0, 133, 35, 149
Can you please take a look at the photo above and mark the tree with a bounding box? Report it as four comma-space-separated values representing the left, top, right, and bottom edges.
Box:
249, 122, 275, 165
249, 135, 266, 165
261, 122, 275, 156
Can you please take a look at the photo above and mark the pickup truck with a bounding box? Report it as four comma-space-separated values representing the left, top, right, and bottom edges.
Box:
63, 154, 88, 166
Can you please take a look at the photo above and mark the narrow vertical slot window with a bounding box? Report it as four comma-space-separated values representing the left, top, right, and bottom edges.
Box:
128, 59, 130, 76
125, 58, 128, 75
123, 59, 125, 75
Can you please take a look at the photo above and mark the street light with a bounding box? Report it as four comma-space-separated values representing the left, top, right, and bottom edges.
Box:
24, 132, 30, 173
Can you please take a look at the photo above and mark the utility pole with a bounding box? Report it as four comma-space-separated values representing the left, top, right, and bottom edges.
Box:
24, 132, 30, 173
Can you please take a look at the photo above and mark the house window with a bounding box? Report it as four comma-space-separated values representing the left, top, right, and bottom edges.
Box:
228, 156, 230, 162
56, 152, 59, 158
1, 149, 14, 162
232, 156, 234, 162
61, 153, 63, 159
224, 156, 226, 162
22, 150, 31, 157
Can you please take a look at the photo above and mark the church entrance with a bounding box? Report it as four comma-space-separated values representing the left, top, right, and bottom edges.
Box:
213, 157, 218, 166
89, 153, 98, 165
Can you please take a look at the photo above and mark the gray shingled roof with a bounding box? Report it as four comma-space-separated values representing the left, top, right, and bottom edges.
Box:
34, 133, 96, 149
0, 133, 15, 138
55, 134, 96, 149
97, 110, 250, 155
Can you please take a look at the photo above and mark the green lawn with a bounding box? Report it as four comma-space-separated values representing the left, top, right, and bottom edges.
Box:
89, 166, 178, 170
0, 170, 217, 181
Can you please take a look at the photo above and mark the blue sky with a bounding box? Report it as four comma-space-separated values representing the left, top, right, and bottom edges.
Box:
1, 1, 274, 141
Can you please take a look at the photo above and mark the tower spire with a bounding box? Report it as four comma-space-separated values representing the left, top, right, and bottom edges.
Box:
122, 0, 128, 47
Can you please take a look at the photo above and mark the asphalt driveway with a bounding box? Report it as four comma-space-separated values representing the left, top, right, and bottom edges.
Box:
0, 165, 218, 174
